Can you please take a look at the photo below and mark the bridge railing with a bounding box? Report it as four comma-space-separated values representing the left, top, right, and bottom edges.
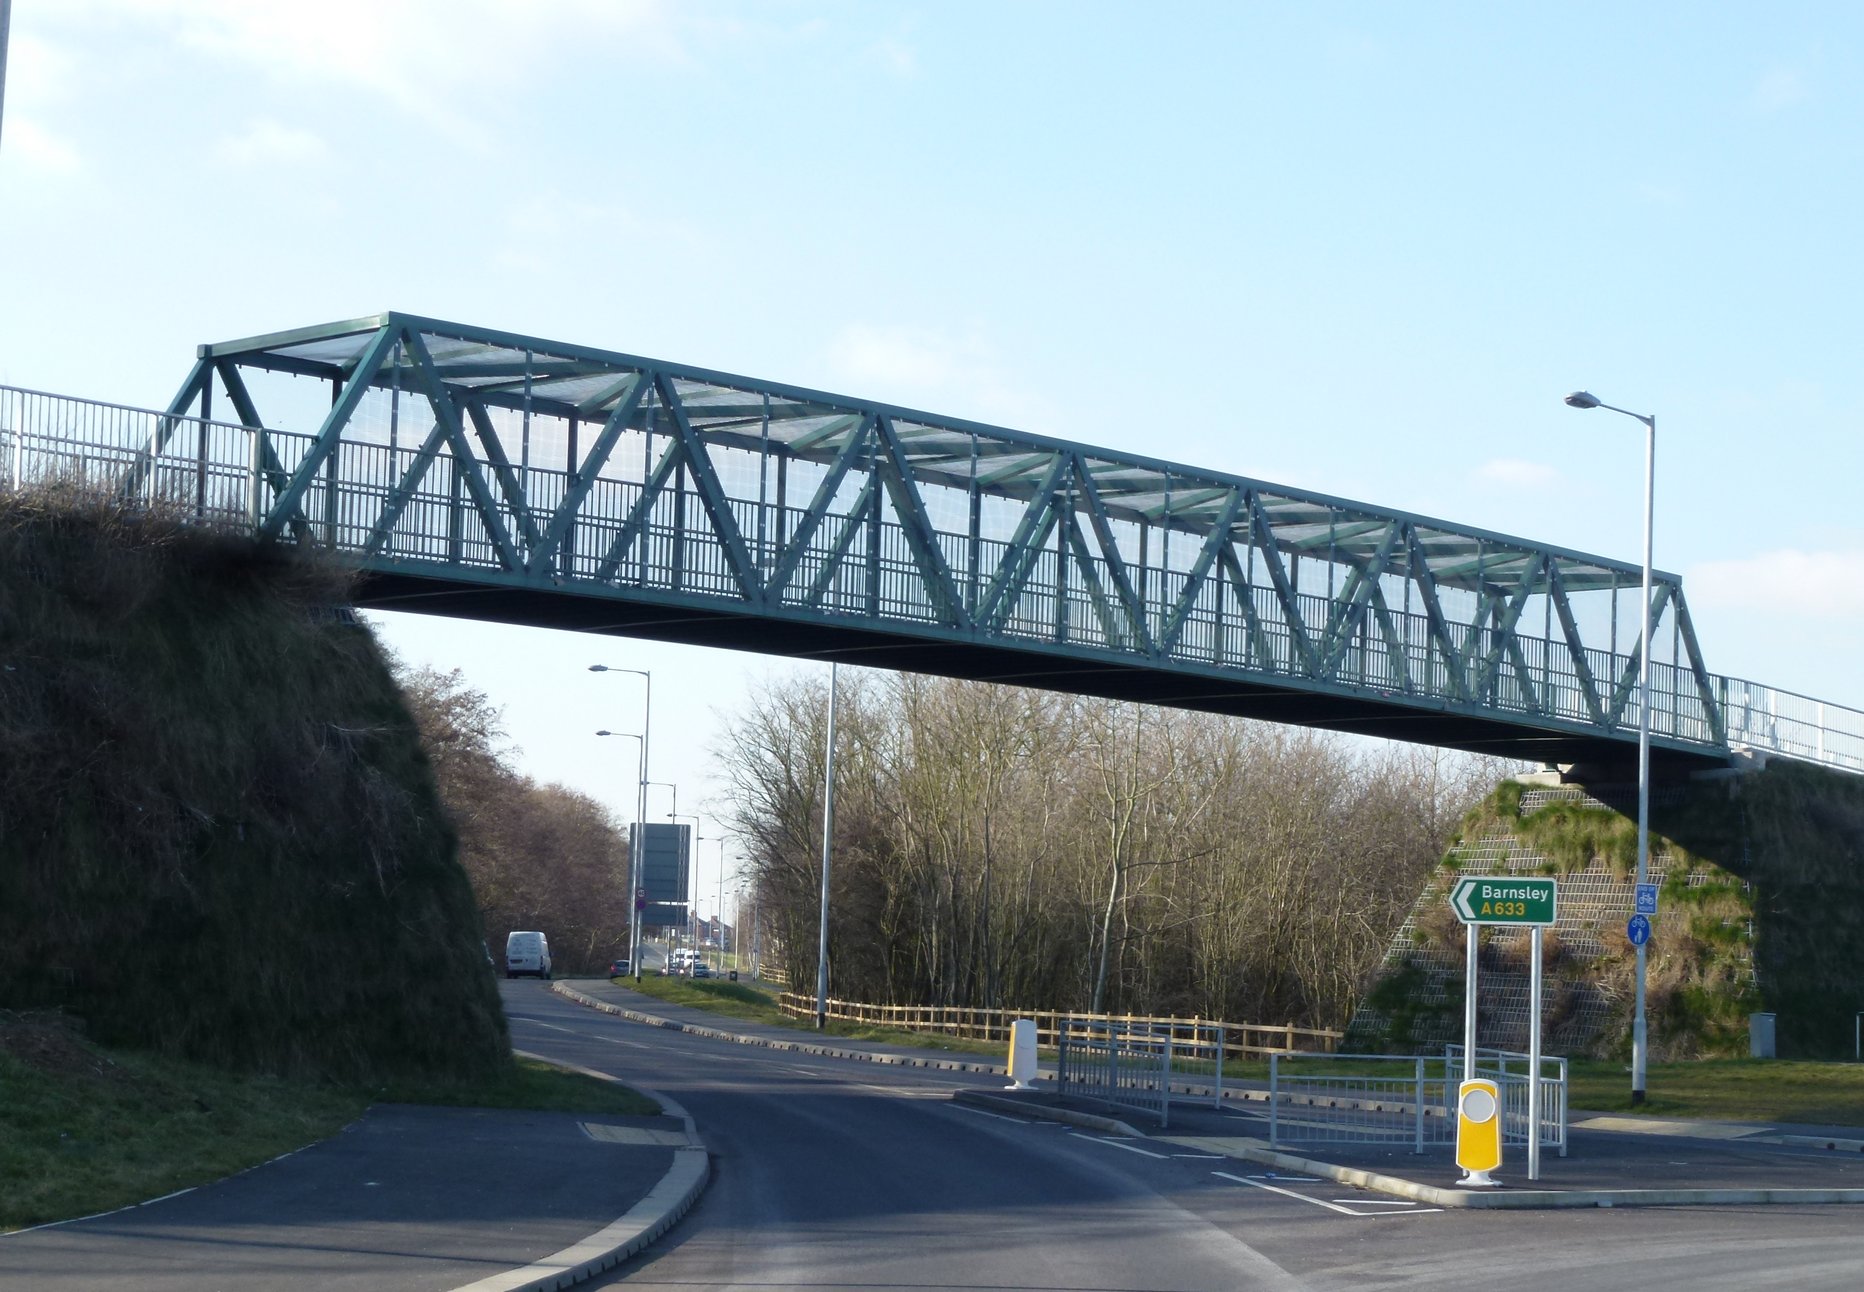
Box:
4, 383, 1860, 775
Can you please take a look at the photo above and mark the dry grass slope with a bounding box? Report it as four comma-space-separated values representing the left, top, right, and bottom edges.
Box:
0, 487, 509, 1082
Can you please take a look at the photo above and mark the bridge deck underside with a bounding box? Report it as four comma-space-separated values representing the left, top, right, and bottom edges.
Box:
353, 568, 1720, 772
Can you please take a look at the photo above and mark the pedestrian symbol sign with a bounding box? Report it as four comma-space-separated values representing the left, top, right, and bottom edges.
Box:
1627, 914, 1652, 947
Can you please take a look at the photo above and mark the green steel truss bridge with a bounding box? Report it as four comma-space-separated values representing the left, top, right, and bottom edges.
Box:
3, 312, 1858, 773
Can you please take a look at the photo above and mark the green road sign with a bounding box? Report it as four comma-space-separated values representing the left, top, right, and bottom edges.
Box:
1451, 876, 1557, 926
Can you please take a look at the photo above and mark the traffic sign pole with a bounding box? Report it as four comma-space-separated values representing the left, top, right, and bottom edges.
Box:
1528, 924, 1543, 1182
1463, 921, 1478, 1086
1449, 874, 1561, 1185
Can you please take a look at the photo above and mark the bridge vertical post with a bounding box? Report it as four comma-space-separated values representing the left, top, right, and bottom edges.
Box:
247, 422, 262, 532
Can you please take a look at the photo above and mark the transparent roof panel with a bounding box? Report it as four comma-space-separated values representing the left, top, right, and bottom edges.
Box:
205, 312, 1665, 597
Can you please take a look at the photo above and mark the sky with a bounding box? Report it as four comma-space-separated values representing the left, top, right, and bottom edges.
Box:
4, 2, 1862, 915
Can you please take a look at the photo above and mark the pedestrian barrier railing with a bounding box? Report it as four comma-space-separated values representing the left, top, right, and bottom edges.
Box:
1445, 1044, 1568, 1157
1268, 1053, 1451, 1153
1267, 1048, 1567, 1156
771, 991, 1340, 1059
1056, 1019, 1173, 1128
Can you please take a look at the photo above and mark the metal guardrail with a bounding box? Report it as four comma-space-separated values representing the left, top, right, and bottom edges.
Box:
1445, 1044, 1569, 1157
1057, 1019, 1173, 1128
1267, 1048, 1567, 1156
1268, 1053, 1449, 1152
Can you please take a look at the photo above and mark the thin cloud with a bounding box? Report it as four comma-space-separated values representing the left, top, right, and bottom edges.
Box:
1687, 549, 1864, 621
1474, 458, 1560, 489
1749, 65, 1809, 113
865, 36, 919, 81
214, 118, 329, 166
54, 0, 681, 142
4, 119, 84, 175
824, 323, 1053, 432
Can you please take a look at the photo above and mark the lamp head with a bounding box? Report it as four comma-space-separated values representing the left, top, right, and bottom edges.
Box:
589, 664, 608, 672
596, 729, 613, 736
1564, 391, 1602, 410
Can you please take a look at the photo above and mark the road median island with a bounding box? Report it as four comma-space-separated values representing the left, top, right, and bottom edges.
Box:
949, 1086, 1864, 1210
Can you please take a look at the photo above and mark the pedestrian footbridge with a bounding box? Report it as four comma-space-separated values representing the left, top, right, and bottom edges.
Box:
2, 312, 1856, 773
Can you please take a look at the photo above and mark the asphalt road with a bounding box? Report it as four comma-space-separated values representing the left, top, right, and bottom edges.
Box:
505, 981, 1864, 1291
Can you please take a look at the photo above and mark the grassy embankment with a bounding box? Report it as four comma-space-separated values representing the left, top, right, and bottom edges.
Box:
610, 976, 1864, 1125
612, 974, 1010, 1059
0, 490, 651, 1232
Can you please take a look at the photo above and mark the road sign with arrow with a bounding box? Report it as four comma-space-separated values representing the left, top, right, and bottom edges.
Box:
1450, 876, 1557, 926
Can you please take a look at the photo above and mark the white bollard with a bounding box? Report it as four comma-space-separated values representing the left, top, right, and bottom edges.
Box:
1005, 1019, 1038, 1090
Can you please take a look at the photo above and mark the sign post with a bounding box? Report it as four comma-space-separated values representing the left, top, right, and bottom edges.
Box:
1449, 876, 1558, 1183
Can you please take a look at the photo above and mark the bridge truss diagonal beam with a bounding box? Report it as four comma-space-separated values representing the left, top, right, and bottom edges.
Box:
92, 309, 1809, 769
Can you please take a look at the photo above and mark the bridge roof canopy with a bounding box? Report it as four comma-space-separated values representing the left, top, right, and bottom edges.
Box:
203, 311, 1663, 598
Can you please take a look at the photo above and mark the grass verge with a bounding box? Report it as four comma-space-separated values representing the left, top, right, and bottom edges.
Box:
1566, 1058, 1864, 1125
1, 1017, 655, 1233
610, 975, 1010, 1059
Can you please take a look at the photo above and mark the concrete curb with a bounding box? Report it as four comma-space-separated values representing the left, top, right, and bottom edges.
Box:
552, 982, 1011, 1077
446, 1148, 709, 1291
1149, 1135, 1864, 1210
953, 1090, 1146, 1138
446, 1052, 712, 1290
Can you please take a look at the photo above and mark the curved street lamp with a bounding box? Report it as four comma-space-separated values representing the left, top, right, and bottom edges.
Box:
1564, 390, 1655, 1108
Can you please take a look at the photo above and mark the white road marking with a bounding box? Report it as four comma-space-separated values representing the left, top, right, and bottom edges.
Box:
1332, 1198, 1419, 1205
955, 1105, 1030, 1123
1217, 1171, 1363, 1215
1215, 1171, 1441, 1217
1071, 1134, 1170, 1159
1173, 1153, 1227, 1159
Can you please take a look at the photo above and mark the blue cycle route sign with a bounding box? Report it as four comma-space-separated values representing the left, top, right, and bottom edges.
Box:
1626, 914, 1652, 947
1634, 882, 1660, 916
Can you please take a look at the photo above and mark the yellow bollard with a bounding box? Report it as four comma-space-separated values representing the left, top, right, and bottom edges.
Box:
1455, 1078, 1502, 1186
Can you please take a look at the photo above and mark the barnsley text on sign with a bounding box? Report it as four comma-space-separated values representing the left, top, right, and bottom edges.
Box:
1450, 876, 1557, 926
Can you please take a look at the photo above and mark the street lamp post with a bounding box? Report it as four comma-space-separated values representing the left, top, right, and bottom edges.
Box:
590, 666, 650, 983
1564, 390, 1655, 1108
1, 0, 13, 153
816, 662, 839, 1030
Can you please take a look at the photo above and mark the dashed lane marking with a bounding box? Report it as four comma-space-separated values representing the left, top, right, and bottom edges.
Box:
1213, 1172, 1442, 1217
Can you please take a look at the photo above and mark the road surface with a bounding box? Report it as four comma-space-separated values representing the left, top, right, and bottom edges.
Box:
504, 982, 1864, 1291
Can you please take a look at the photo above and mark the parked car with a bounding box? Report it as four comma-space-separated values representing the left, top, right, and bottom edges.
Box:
505, 930, 552, 980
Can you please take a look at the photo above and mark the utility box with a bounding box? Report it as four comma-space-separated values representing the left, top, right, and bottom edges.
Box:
1749, 1012, 1777, 1059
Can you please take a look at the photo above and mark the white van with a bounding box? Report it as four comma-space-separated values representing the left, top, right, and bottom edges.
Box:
505, 931, 552, 980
